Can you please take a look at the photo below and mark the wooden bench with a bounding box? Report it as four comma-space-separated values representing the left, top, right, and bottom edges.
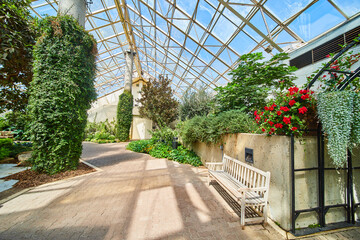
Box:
0, 131, 14, 139
207, 154, 271, 228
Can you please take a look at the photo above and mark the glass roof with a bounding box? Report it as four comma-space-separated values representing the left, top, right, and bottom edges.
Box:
30, 0, 360, 98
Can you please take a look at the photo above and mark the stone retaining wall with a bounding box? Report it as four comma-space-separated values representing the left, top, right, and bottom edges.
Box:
189, 133, 360, 230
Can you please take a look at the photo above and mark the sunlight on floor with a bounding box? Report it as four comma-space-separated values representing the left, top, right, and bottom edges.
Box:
127, 186, 183, 239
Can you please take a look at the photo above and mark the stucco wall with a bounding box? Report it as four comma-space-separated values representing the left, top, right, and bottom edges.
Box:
190, 133, 359, 231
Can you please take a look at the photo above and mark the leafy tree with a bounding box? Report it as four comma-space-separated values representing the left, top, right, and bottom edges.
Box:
137, 75, 179, 127
215, 52, 297, 114
179, 86, 213, 121
116, 91, 133, 141
0, 0, 38, 113
28, 15, 97, 174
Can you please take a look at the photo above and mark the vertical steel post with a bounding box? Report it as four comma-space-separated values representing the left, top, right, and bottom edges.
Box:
318, 127, 325, 227
347, 149, 355, 223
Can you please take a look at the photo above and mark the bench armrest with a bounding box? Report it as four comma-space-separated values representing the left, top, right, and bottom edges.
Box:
206, 162, 223, 171
237, 187, 268, 192
206, 162, 223, 166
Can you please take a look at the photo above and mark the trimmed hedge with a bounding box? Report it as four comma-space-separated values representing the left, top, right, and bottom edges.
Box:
28, 15, 97, 174
116, 91, 133, 141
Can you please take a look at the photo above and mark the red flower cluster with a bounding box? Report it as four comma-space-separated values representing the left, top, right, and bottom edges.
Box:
254, 86, 316, 136
298, 106, 308, 114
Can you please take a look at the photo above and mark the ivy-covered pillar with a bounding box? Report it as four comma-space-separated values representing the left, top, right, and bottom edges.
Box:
124, 49, 136, 92
58, 0, 86, 27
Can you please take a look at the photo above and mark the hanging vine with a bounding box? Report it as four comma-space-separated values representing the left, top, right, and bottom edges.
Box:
317, 91, 359, 167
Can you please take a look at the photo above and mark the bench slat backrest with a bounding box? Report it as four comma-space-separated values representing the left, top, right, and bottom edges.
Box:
222, 154, 270, 195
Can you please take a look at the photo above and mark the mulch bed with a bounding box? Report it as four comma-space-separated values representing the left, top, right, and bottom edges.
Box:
2, 162, 95, 188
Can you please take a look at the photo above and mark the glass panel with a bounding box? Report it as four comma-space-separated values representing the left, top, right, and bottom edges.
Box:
264, 0, 313, 22
212, 15, 237, 43
332, 0, 360, 17
288, 0, 345, 41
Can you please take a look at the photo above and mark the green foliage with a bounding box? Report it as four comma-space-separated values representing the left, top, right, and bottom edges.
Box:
85, 119, 116, 137
178, 110, 257, 145
0, 138, 13, 149
28, 15, 97, 174
215, 52, 297, 114
304, 50, 360, 92
1, 111, 31, 140
179, 86, 214, 121
0, 0, 39, 112
0, 139, 31, 160
127, 139, 152, 153
148, 142, 172, 158
138, 75, 179, 127
127, 126, 202, 166
0, 117, 10, 130
167, 146, 202, 167
255, 87, 317, 136
85, 119, 116, 143
116, 91, 133, 141
150, 127, 177, 144
127, 140, 202, 167
317, 91, 360, 167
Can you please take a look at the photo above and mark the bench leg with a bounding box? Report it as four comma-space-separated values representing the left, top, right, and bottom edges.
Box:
207, 174, 210, 186
240, 196, 246, 229
263, 204, 268, 224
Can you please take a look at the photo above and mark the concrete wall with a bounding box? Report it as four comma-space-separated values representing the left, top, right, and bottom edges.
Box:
191, 133, 360, 230
87, 80, 153, 140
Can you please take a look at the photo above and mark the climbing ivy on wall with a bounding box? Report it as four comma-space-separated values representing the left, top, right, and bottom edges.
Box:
116, 91, 133, 141
28, 15, 97, 174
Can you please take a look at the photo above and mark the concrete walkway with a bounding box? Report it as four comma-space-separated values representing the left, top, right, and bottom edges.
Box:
0, 142, 285, 240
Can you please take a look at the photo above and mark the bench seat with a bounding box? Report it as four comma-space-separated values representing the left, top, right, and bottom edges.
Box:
207, 154, 271, 228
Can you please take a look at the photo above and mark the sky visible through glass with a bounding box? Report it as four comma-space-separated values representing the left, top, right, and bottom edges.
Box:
29, 0, 360, 98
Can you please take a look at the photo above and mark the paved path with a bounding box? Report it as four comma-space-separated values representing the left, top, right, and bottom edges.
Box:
0, 142, 357, 240
0, 142, 283, 240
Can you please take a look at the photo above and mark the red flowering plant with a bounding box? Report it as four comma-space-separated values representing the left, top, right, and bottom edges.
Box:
254, 86, 317, 136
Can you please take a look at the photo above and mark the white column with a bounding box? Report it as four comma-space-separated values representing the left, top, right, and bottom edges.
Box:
124, 49, 136, 93
59, 0, 86, 27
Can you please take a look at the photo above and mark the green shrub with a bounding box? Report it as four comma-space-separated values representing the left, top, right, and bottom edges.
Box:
0, 139, 32, 160
0, 138, 13, 149
168, 146, 202, 167
148, 142, 172, 158
150, 127, 177, 145
0, 147, 11, 159
178, 110, 257, 144
28, 15, 97, 174
116, 91, 133, 141
127, 139, 152, 153
127, 140, 202, 167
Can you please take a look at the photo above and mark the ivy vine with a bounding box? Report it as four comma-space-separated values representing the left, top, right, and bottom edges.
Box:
28, 15, 97, 174
116, 91, 133, 141
317, 91, 360, 167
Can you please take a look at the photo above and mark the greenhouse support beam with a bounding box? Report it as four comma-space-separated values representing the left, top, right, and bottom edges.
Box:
114, 0, 143, 79
58, 0, 86, 27
124, 49, 136, 93
218, 0, 283, 52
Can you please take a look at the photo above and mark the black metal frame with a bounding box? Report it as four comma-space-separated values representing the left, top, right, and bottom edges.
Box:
291, 36, 360, 235
290, 129, 360, 235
